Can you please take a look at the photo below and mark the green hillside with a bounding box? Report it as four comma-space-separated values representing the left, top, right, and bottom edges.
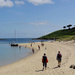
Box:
38, 28, 75, 41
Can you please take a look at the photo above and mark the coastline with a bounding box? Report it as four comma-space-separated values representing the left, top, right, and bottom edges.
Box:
0, 41, 75, 75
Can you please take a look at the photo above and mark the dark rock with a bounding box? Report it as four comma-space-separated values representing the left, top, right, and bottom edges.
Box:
70, 65, 75, 68
73, 66, 75, 69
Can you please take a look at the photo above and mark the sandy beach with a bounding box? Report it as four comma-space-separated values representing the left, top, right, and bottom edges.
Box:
0, 41, 75, 75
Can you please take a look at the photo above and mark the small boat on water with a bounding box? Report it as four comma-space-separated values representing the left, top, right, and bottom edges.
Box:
10, 30, 18, 47
11, 43, 18, 46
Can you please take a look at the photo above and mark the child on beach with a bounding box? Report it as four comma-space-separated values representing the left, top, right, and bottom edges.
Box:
56, 51, 62, 67
42, 53, 48, 70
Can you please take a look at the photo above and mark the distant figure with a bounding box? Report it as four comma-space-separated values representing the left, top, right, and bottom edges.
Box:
41, 42, 44, 46
45, 47, 47, 50
38, 45, 40, 50
25, 45, 27, 48
31, 43, 32, 47
19, 46, 21, 48
56, 51, 62, 67
32, 48, 34, 53
42, 53, 48, 70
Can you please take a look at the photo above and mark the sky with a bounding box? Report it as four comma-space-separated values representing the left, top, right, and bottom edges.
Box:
0, 0, 75, 38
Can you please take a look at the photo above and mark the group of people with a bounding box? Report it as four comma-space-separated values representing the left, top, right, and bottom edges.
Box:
31, 44, 62, 70
32, 45, 40, 54
42, 51, 62, 70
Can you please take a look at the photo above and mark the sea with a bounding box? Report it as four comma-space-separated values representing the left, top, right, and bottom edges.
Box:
0, 38, 49, 67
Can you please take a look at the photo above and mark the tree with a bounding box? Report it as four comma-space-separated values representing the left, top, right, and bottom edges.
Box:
72, 25, 75, 29
67, 24, 72, 29
63, 26, 66, 29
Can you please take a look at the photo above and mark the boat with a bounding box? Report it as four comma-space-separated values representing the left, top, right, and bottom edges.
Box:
11, 43, 18, 46
10, 30, 18, 47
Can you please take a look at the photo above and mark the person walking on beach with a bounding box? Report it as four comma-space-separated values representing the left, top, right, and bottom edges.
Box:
42, 53, 48, 70
32, 48, 34, 53
56, 51, 62, 67
31, 43, 32, 47
38, 45, 40, 50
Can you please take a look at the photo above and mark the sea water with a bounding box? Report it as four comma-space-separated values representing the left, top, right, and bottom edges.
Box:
0, 38, 49, 66
0, 44, 31, 66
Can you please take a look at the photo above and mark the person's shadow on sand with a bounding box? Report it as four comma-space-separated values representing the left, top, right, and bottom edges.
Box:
35, 69, 44, 72
35, 67, 59, 72
35, 67, 49, 72
53, 66, 59, 69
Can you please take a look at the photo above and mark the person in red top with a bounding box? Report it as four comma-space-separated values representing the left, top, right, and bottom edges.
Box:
42, 53, 48, 70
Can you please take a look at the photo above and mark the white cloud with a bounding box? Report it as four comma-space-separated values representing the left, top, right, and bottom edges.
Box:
29, 21, 49, 26
15, 1, 25, 5
0, 0, 14, 7
27, 0, 54, 5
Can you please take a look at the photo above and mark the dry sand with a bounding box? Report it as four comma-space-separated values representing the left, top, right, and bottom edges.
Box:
0, 41, 75, 75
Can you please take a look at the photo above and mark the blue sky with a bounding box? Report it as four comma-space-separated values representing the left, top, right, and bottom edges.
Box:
0, 0, 75, 38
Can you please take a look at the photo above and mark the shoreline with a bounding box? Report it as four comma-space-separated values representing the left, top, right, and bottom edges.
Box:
0, 43, 33, 67
0, 41, 75, 75
0, 42, 39, 68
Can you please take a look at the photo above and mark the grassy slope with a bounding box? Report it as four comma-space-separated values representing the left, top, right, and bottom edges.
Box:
39, 28, 75, 40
